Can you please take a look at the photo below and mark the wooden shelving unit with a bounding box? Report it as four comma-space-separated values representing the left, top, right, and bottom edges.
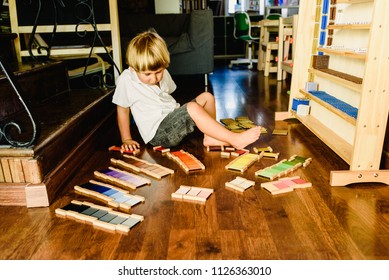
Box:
327, 23, 371, 30
316, 47, 366, 60
286, 0, 389, 186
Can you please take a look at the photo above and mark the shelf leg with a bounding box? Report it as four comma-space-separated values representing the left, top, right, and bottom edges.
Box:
330, 170, 389, 186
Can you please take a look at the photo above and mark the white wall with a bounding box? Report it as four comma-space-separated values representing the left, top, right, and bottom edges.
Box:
154, 0, 181, 14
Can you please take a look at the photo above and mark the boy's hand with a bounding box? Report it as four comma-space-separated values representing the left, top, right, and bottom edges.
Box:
121, 139, 140, 152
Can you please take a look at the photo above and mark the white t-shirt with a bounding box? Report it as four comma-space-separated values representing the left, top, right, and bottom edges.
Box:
112, 68, 179, 143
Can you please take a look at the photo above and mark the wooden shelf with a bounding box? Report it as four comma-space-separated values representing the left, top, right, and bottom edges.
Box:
9, 0, 122, 79
317, 47, 366, 60
286, 0, 389, 180
336, 0, 374, 3
281, 60, 293, 74
327, 23, 371, 30
18, 24, 112, 33
68, 61, 111, 79
291, 112, 353, 164
299, 89, 357, 125
308, 68, 363, 92
20, 47, 112, 57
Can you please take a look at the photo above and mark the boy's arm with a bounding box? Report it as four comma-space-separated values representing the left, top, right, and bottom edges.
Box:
116, 105, 140, 151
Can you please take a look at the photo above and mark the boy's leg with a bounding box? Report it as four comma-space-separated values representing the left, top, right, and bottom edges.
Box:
195, 92, 216, 119
149, 104, 196, 147
194, 92, 228, 146
186, 98, 261, 149
196, 92, 230, 146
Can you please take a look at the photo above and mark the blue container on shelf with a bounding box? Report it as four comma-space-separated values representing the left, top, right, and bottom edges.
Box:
292, 98, 310, 111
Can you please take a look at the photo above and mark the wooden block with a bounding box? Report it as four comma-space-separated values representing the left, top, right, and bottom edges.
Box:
312, 54, 329, 69
75, 180, 145, 210
153, 146, 170, 153
54, 208, 68, 217
255, 155, 311, 180
171, 185, 191, 200
185, 187, 202, 197
261, 180, 294, 195
108, 146, 140, 156
261, 176, 312, 195
272, 129, 288, 135
166, 150, 205, 173
221, 152, 231, 158
55, 200, 143, 234
225, 153, 260, 173
25, 184, 49, 208
231, 149, 249, 157
112, 156, 174, 179
94, 167, 151, 190
305, 82, 318, 92
115, 214, 144, 233
292, 98, 310, 111
225, 176, 255, 192
220, 118, 241, 130
206, 146, 224, 151
74, 182, 145, 210
235, 116, 258, 129
253, 146, 273, 153
281, 177, 312, 189
263, 152, 280, 159
110, 158, 140, 173
196, 189, 214, 200
172, 185, 213, 203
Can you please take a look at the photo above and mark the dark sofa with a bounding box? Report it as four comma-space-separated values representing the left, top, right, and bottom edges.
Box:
118, 9, 214, 76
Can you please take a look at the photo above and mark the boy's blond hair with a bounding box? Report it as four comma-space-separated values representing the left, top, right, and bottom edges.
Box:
126, 30, 170, 72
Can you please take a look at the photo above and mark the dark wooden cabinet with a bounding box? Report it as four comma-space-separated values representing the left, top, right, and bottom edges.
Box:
214, 16, 243, 58
213, 14, 262, 58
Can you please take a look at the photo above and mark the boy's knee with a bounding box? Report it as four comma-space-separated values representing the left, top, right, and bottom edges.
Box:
187, 101, 202, 115
202, 91, 214, 101
196, 91, 214, 105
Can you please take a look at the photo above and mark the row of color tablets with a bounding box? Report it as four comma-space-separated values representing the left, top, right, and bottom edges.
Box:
55, 200, 144, 233
225, 176, 255, 192
171, 185, 214, 204
260, 176, 312, 195
225, 153, 262, 172
94, 166, 151, 190
74, 180, 144, 210
166, 150, 205, 173
255, 155, 312, 180
111, 156, 174, 180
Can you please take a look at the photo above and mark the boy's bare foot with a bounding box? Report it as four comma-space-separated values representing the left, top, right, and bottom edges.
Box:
203, 127, 261, 150
203, 135, 229, 147
230, 126, 261, 149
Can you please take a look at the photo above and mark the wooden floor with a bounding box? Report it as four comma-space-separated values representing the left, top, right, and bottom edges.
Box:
1, 62, 388, 260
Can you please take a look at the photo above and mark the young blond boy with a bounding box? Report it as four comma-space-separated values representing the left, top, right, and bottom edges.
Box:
112, 31, 261, 151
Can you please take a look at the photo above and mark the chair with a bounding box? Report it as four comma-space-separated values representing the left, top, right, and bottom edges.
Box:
228, 11, 260, 70
278, 14, 298, 80
257, 13, 281, 76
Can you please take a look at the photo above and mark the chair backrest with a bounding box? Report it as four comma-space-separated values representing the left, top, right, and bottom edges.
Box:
278, 14, 299, 61
233, 11, 251, 39
266, 13, 282, 20
291, 14, 298, 60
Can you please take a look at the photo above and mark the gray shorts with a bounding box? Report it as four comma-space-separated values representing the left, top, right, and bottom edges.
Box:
149, 103, 196, 147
